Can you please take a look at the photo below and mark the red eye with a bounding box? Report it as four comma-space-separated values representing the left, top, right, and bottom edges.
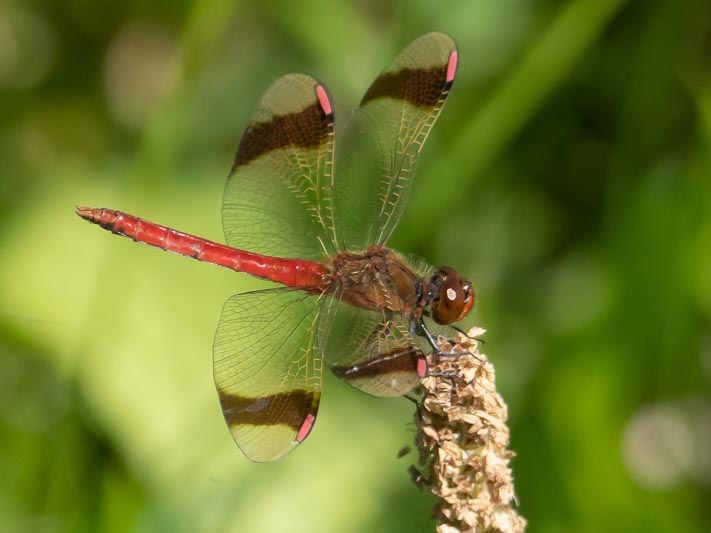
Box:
431, 267, 475, 325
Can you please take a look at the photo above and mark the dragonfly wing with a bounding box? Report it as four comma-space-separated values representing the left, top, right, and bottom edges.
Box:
223, 74, 337, 259
316, 287, 422, 397
213, 288, 323, 462
334, 32, 458, 250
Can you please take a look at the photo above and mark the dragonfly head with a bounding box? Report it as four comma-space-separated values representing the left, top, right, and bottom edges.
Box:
430, 267, 474, 325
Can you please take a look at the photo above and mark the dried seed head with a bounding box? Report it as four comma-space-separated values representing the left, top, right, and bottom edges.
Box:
416, 327, 526, 533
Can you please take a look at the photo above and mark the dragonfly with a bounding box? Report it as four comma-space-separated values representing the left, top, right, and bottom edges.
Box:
77, 32, 473, 462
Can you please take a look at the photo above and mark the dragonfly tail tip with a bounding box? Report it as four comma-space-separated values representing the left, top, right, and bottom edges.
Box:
75, 205, 98, 222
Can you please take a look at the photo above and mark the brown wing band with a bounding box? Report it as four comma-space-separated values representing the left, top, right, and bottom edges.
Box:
361, 66, 452, 108
218, 388, 319, 431
231, 102, 333, 171
330, 346, 420, 381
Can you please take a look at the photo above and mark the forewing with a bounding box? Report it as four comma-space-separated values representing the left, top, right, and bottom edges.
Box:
213, 288, 323, 462
223, 74, 337, 260
317, 287, 423, 398
334, 32, 458, 250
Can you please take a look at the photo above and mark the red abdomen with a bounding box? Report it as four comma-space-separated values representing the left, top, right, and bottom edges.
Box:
76, 207, 329, 289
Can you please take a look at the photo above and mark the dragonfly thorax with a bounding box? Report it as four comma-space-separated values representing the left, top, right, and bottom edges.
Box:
328, 246, 420, 315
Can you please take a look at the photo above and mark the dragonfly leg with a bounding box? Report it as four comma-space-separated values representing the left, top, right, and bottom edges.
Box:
418, 320, 473, 358
449, 324, 486, 345
427, 368, 469, 384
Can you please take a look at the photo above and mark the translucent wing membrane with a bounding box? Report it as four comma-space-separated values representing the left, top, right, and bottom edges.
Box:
317, 285, 423, 398
223, 74, 337, 260
213, 288, 323, 461
333, 32, 458, 250
211, 34, 460, 461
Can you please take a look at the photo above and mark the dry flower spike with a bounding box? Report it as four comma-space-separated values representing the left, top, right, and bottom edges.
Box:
416, 327, 526, 533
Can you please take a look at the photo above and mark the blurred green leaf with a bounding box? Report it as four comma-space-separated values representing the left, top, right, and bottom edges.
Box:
1, 0, 710, 531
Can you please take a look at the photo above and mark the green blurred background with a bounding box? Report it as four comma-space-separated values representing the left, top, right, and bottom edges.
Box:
2, 0, 710, 531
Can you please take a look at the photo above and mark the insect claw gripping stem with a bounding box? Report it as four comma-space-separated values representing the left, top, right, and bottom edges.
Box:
419, 321, 443, 353
427, 369, 469, 385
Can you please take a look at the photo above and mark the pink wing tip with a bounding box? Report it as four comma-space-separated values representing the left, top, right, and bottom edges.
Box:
296, 412, 316, 442
446, 50, 458, 83
315, 85, 332, 116
417, 357, 428, 378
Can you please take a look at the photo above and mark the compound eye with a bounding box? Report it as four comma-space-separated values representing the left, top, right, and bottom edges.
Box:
431, 268, 475, 325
